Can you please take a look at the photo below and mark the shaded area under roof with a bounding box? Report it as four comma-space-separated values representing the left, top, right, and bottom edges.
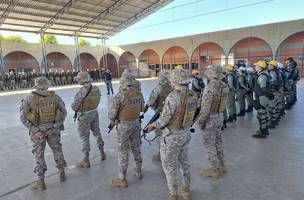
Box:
0, 0, 172, 38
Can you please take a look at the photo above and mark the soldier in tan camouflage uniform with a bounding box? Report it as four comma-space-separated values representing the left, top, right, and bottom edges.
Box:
19, 77, 67, 190
71, 72, 106, 168
109, 72, 145, 188
199, 65, 229, 178
123, 68, 141, 91
145, 68, 198, 200
144, 70, 172, 161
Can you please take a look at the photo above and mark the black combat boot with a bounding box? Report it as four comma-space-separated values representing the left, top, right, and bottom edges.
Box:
237, 110, 245, 116
226, 116, 234, 123
252, 129, 268, 138
233, 114, 237, 121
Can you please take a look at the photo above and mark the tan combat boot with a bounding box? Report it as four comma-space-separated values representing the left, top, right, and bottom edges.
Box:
152, 153, 161, 161
200, 167, 220, 178
30, 179, 46, 191
76, 159, 90, 168
217, 164, 226, 174
167, 195, 178, 200
178, 186, 191, 200
111, 178, 128, 188
133, 168, 142, 179
100, 149, 106, 161
58, 169, 65, 182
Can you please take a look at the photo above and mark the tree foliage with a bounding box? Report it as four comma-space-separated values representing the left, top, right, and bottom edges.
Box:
0, 35, 27, 43
78, 38, 90, 46
41, 34, 58, 44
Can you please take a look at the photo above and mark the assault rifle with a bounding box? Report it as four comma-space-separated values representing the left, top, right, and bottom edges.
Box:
141, 110, 161, 143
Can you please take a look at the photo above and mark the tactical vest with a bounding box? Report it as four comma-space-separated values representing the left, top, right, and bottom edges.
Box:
209, 81, 229, 114
79, 85, 101, 112
155, 86, 172, 111
168, 90, 198, 129
246, 75, 255, 89
269, 69, 280, 90
238, 75, 247, 90
255, 71, 270, 98
118, 90, 142, 121
26, 91, 61, 126
192, 76, 205, 92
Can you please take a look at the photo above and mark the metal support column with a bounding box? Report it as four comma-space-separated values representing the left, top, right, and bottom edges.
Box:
40, 33, 48, 73
0, 41, 4, 73
101, 38, 107, 70
74, 35, 81, 72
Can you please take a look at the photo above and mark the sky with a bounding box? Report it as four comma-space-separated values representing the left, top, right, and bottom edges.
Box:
0, 0, 303, 46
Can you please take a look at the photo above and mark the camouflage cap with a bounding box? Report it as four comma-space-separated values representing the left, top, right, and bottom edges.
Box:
76, 71, 93, 82
205, 65, 222, 79
120, 72, 135, 86
158, 70, 171, 85
171, 68, 191, 84
34, 76, 51, 90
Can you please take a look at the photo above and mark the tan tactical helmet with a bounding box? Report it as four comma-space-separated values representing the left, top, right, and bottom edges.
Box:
171, 68, 191, 85
205, 65, 222, 79
75, 71, 93, 82
34, 77, 51, 90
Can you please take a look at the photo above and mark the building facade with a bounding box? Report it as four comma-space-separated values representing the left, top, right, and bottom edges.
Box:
1, 19, 304, 77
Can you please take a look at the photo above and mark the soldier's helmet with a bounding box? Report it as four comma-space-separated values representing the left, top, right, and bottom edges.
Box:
171, 68, 191, 85
34, 77, 51, 90
246, 67, 255, 74
158, 70, 171, 85
192, 70, 200, 76
224, 64, 234, 72
254, 60, 267, 69
205, 65, 222, 79
120, 72, 135, 87
75, 71, 93, 82
268, 60, 278, 67
123, 67, 133, 74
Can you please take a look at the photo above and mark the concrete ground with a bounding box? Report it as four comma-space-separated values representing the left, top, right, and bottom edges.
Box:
0, 79, 303, 200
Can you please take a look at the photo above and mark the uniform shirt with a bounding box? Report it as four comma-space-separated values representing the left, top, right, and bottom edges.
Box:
152, 86, 188, 130
108, 86, 145, 122
20, 89, 67, 134
199, 79, 223, 125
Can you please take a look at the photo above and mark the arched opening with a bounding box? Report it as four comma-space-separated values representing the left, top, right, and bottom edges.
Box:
162, 46, 189, 71
74, 53, 98, 72
46, 52, 72, 71
4, 51, 40, 72
276, 31, 304, 77
228, 37, 273, 67
139, 49, 160, 77
191, 42, 225, 76
119, 51, 136, 76
100, 53, 118, 77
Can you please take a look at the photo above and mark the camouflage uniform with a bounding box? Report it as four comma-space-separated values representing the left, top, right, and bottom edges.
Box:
8, 72, 15, 90
19, 77, 67, 189
145, 71, 172, 160
71, 72, 105, 166
109, 73, 144, 185
150, 69, 198, 199
199, 65, 229, 177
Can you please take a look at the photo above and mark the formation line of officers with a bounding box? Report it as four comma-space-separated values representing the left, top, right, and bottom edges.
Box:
0, 68, 114, 94
221, 57, 299, 138
19, 57, 299, 200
